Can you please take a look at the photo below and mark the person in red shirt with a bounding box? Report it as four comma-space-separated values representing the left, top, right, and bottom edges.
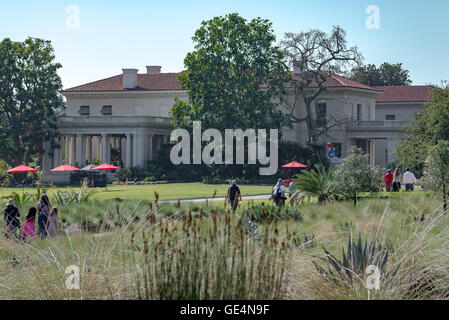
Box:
384, 169, 393, 192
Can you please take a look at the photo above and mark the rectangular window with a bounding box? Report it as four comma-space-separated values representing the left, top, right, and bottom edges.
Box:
357, 104, 362, 122
101, 105, 112, 115
385, 114, 396, 120
79, 106, 90, 115
315, 102, 327, 126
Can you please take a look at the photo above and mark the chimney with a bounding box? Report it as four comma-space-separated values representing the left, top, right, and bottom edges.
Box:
146, 65, 162, 74
122, 69, 138, 89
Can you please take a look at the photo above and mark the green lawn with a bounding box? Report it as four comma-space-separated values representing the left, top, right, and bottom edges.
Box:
0, 182, 272, 201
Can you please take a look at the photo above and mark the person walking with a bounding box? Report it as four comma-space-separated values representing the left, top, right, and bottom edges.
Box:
403, 168, 417, 191
273, 178, 286, 207
22, 207, 37, 240
384, 169, 394, 192
46, 207, 60, 237
37, 194, 52, 238
392, 168, 402, 192
227, 180, 242, 213
4, 199, 20, 239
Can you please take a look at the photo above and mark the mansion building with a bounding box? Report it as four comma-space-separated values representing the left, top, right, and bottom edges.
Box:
41, 66, 431, 183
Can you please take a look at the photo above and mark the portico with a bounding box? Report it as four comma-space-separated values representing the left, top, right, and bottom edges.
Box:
42, 115, 171, 183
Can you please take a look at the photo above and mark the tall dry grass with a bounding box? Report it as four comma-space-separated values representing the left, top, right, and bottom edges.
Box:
0, 199, 291, 300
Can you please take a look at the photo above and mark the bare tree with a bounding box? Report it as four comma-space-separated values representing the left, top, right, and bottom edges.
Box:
281, 26, 363, 142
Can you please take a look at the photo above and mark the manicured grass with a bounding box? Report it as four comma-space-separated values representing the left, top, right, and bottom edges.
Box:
0, 182, 272, 201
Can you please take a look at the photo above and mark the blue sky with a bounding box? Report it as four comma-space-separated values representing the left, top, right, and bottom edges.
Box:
1, 0, 448, 89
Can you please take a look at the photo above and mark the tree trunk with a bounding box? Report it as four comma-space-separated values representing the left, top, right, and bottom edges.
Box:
304, 99, 315, 142
353, 189, 357, 207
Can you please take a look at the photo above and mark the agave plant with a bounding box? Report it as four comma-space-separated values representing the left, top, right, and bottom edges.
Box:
290, 164, 338, 204
313, 232, 397, 288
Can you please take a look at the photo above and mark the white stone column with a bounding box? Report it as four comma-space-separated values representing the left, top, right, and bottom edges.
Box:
120, 137, 126, 166
70, 135, 76, 166
148, 133, 154, 161
157, 135, 162, 151
53, 137, 62, 168
386, 138, 396, 166
64, 135, 69, 164
76, 134, 84, 167
133, 133, 138, 167
87, 136, 92, 163
97, 136, 102, 163
369, 139, 375, 166
101, 133, 108, 164
126, 133, 132, 168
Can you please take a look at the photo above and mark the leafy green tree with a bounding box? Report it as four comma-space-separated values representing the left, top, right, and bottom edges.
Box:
171, 13, 291, 132
0, 37, 64, 166
424, 140, 449, 212
333, 147, 382, 205
393, 83, 448, 170
350, 62, 412, 86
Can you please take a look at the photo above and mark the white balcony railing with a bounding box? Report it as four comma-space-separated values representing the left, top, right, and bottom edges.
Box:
348, 120, 410, 129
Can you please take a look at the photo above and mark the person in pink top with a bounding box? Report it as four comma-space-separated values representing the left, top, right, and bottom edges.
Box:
22, 207, 37, 240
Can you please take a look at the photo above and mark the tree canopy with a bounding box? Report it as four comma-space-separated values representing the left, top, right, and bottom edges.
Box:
350, 62, 412, 86
393, 83, 448, 170
0, 37, 64, 167
171, 13, 291, 132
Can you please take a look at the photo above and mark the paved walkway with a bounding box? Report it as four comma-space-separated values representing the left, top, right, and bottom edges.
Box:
163, 194, 272, 203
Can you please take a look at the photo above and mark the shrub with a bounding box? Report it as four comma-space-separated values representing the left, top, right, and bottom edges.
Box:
243, 203, 302, 222
290, 164, 338, 203
423, 140, 449, 211
333, 146, 382, 205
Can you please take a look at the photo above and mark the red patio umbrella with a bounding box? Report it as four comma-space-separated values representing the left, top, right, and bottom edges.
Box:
50, 164, 80, 172
7, 165, 38, 191
7, 165, 38, 173
281, 161, 307, 168
93, 163, 120, 171
282, 162, 308, 187
93, 163, 120, 190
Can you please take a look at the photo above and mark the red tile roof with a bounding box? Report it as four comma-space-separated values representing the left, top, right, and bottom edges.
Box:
64, 73, 183, 92
291, 73, 381, 92
375, 85, 432, 103
64, 71, 380, 93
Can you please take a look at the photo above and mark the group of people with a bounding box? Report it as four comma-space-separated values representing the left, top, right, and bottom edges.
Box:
4, 194, 60, 240
383, 168, 418, 192
226, 177, 295, 213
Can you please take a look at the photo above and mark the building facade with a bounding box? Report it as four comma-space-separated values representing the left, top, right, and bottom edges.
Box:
41, 66, 430, 183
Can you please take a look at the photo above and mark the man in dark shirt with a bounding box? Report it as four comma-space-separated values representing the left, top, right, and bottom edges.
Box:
227, 180, 242, 213
4, 198, 20, 239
